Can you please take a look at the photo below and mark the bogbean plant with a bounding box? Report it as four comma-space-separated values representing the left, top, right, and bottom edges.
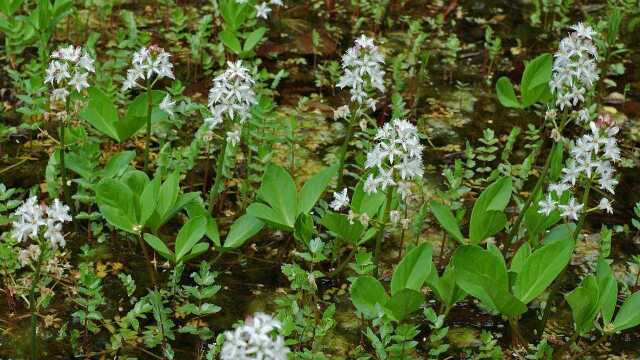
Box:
2, 1, 640, 359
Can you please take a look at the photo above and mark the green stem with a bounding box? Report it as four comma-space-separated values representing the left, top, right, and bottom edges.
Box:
60, 99, 70, 205
375, 188, 393, 275
506, 116, 569, 247
144, 86, 153, 174
137, 234, 157, 287
209, 135, 228, 213
329, 247, 357, 278
29, 255, 42, 360
573, 178, 593, 242
242, 123, 253, 210
336, 111, 356, 189
509, 317, 525, 346
538, 177, 593, 337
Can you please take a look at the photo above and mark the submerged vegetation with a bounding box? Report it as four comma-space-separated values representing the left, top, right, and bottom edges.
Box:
2, 0, 640, 359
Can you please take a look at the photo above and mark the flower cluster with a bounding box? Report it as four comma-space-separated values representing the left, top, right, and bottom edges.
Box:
206, 61, 257, 146
221, 312, 290, 360
254, 0, 283, 19
539, 115, 620, 220
45, 45, 95, 104
364, 119, 424, 199
122, 46, 175, 91
337, 35, 385, 110
330, 188, 350, 211
549, 23, 599, 110
12, 197, 72, 248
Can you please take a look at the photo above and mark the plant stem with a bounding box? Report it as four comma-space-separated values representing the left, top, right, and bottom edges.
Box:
243, 123, 254, 210
29, 254, 42, 360
60, 99, 70, 206
505, 142, 552, 246
144, 85, 153, 174
538, 178, 593, 337
375, 188, 393, 275
506, 117, 569, 247
137, 234, 157, 287
209, 135, 228, 213
329, 247, 357, 278
336, 110, 356, 189
508, 317, 525, 346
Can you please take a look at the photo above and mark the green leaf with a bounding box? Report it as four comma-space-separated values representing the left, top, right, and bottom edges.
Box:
175, 216, 207, 262
95, 179, 137, 233
243, 27, 267, 52
452, 245, 527, 316
596, 259, 618, 325
548, 142, 564, 181
220, 28, 242, 54
520, 53, 552, 107
143, 233, 174, 261
430, 201, 464, 243
320, 211, 365, 245
510, 242, 531, 274
156, 171, 180, 219
118, 90, 167, 141
224, 214, 264, 249
256, 164, 297, 228
351, 180, 386, 216
390, 244, 432, 295
139, 177, 160, 226
297, 164, 337, 216
544, 223, 576, 244
513, 237, 573, 303
350, 276, 388, 319
496, 77, 521, 108
469, 177, 512, 244
612, 291, 640, 332
384, 289, 424, 322
101, 151, 135, 178
80, 87, 120, 141
185, 202, 221, 248
565, 275, 600, 335
427, 263, 466, 308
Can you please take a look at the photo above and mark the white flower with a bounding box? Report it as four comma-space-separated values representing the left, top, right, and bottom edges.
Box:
45, 45, 94, 103
11, 197, 71, 248
558, 197, 584, 221
48, 199, 71, 223
538, 194, 557, 216
207, 60, 257, 131
550, 23, 599, 110
363, 119, 423, 194
389, 210, 401, 224
159, 94, 176, 116
255, 3, 272, 19
364, 174, 379, 194
333, 105, 350, 120
330, 188, 349, 211
549, 182, 570, 196
570, 22, 597, 40
598, 198, 613, 214
68, 71, 89, 92
227, 129, 241, 147
123, 46, 174, 91
337, 35, 385, 105
221, 312, 290, 360
270, 0, 284, 5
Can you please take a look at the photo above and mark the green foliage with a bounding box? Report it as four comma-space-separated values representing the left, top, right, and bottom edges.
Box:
247, 163, 337, 231
351, 245, 432, 321
495, 53, 552, 108
80, 87, 168, 143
